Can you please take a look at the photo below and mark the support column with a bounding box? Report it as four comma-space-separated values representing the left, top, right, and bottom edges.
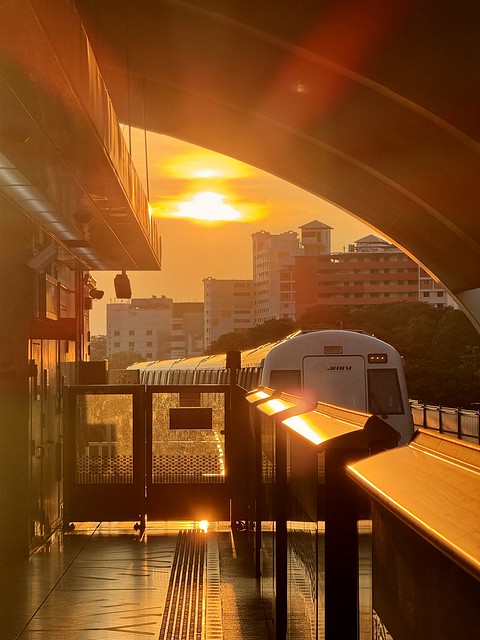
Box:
0, 202, 34, 560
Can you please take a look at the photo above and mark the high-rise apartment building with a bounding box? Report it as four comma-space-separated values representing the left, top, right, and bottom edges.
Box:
107, 296, 173, 360
293, 235, 452, 318
252, 228, 301, 324
171, 302, 204, 357
418, 267, 458, 308
300, 219, 332, 255
203, 278, 255, 348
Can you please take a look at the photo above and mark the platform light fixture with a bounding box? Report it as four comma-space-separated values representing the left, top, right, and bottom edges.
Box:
114, 270, 132, 299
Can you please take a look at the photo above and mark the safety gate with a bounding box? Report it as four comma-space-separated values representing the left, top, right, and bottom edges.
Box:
63, 384, 231, 526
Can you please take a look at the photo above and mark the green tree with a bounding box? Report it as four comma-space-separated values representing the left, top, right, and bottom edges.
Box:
206, 330, 250, 354
90, 334, 107, 361
207, 318, 297, 354
298, 305, 352, 331
107, 350, 145, 369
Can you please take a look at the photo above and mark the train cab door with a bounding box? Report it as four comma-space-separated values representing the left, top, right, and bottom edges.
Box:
302, 355, 367, 411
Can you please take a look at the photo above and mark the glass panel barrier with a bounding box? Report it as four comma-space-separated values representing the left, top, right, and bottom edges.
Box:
151, 391, 226, 484
75, 393, 133, 484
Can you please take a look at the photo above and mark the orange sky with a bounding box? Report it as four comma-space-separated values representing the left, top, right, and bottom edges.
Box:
90, 130, 375, 335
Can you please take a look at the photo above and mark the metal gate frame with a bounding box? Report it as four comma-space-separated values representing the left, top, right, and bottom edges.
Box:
145, 384, 230, 522
63, 384, 232, 526
63, 385, 146, 525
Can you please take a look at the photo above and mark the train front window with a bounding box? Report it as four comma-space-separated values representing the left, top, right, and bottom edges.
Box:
367, 369, 404, 415
268, 369, 301, 394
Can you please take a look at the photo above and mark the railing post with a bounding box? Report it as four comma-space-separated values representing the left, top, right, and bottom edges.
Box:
226, 350, 243, 528
254, 410, 263, 580
325, 448, 359, 640
275, 422, 288, 640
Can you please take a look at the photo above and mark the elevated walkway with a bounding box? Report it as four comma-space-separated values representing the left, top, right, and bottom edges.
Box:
1, 521, 270, 640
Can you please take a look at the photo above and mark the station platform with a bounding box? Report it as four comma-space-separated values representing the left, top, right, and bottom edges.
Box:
1, 522, 271, 640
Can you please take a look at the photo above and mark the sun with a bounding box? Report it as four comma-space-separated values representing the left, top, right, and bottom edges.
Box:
173, 191, 241, 222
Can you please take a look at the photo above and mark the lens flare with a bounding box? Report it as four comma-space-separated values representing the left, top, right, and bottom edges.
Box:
173, 192, 241, 222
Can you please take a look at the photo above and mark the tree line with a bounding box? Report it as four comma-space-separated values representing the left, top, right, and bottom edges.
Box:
207, 302, 480, 409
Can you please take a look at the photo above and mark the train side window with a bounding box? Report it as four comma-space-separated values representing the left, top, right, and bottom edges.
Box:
238, 369, 246, 387
367, 369, 404, 415
243, 369, 250, 389
268, 369, 301, 393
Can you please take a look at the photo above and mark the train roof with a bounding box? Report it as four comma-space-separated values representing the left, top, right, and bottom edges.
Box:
127, 329, 394, 374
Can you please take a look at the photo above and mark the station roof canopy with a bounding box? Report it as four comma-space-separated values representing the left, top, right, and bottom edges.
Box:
74, 0, 480, 328
0, 0, 161, 271
3, 0, 480, 325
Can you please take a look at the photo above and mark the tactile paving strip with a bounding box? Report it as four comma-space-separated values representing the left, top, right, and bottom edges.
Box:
158, 530, 207, 639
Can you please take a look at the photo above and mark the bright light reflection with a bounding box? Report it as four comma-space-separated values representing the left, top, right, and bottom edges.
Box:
283, 415, 322, 445
193, 169, 220, 178
174, 192, 241, 222
199, 520, 209, 533
266, 398, 290, 412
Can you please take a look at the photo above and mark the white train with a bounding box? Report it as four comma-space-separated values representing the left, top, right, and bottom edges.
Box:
128, 330, 413, 444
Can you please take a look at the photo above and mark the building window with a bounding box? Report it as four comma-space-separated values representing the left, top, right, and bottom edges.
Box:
129, 330, 135, 336
146, 330, 153, 335
129, 341, 135, 347
114, 342, 120, 348
146, 341, 153, 347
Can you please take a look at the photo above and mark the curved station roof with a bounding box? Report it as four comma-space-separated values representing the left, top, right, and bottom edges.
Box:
3, 0, 480, 326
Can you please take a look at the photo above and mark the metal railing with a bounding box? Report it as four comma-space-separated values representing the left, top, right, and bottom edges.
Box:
410, 401, 480, 444
348, 429, 480, 640
246, 389, 480, 639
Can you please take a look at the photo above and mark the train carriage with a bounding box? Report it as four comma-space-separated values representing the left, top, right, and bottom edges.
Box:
128, 330, 413, 444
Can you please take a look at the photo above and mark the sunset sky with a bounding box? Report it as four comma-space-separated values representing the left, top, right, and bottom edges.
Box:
90, 129, 376, 335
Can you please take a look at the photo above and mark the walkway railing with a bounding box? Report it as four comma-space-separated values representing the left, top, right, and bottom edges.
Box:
246, 388, 480, 640
246, 387, 398, 640
410, 401, 480, 444
348, 429, 480, 640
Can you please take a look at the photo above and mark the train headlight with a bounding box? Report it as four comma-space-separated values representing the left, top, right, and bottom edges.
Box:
368, 353, 388, 364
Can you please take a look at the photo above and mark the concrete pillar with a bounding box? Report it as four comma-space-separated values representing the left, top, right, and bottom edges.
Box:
0, 200, 34, 559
